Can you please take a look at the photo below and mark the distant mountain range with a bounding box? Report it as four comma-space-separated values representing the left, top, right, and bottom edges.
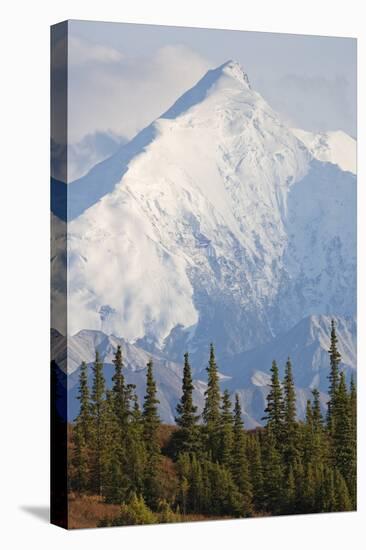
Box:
51, 60, 356, 427
52, 314, 356, 428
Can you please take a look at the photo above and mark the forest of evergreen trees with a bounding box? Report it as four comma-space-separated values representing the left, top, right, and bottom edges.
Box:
69, 320, 356, 526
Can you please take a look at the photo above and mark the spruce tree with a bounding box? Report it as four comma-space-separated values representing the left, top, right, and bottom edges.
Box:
231, 394, 253, 515
142, 359, 161, 507
90, 350, 106, 496
350, 375, 357, 438
202, 344, 221, 460
189, 454, 204, 513
321, 466, 336, 512
73, 361, 92, 493
72, 422, 89, 493
76, 361, 92, 441
263, 360, 284, 448
334, 469, 353, 512
112, 345, 128, 426
175, 352, 200, 454
327, 319, 341, 430
311, 388, 325, 464
349, 375, 357, 506
282, 357, 299, 467
103, 389, 128, 503
246, 434, 263, 512
261, 426, 284, 514
219, 390, 234, 466
311, 388, 323, 429
127, 394, 147, 496
333, 372, 354, 501
302, 399, 314, 466
284, 465, 296, 514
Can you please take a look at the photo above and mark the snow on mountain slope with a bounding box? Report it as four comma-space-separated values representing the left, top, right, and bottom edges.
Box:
292, 128, 356, 174
65, 60, 356, 363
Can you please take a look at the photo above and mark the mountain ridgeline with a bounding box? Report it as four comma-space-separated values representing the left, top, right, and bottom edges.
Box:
51, 60, 356, 374
69, 320, 356, 523
53, 314, 355, 427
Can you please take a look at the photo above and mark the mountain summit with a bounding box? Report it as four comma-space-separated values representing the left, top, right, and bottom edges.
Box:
161, 59, 252, 120
54, 61, 356, 369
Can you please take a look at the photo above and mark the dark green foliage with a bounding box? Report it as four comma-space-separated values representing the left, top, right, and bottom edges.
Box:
142, 359, 161, 507
142, 359, 160, 457
202, 343, 221, 460
302, 389, 325, 468
76, 361, 92, 440
219, 390, 234, 466
263, 360, 284, 448
261, 427, 284, 514
327, 319, 342, 430
349, 375, 357, 505
332, 373, 355, 494
282, 357, 299, 468
230, 395, 253, 515
174, 352, 200, 455
111, 345, 128, 426
73, 361, 91, 492
90, 351, 106, 496
72, 422, 89, 492
246, 433, 263, 511
71, 319, 356, 522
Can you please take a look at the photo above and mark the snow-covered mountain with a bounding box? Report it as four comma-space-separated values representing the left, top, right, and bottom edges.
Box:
61, 60, 356, 370
52, 314, 356, 428
292, 128, 356, 174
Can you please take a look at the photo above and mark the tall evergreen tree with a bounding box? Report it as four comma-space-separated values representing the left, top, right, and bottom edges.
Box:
327, 319, 341, 430
303, 390, 325, 469
263, 360, 284, 448
311, 388, 323, 429
126, 394, 147, 496
90, 350, 106, 496
76, 361, 92, 441
72, 423, 89, 493
334, 469, 352, 512
231, 394, 253, 515
202, 344, 221, 460
246, 434, 263, 511
142, 359, 161, 507
143, 359, 160, 451
332, 372, 355, 503
103, 389, 128, 503
349, 375, 357, 506
72, 361, 91, 493
282, 357, 299, 467
219, 390, 234, 466
311, 388, 325, 463
175, 352, 200, 454
350, 375, 357, 436
261, 426, 284, 514
111, 345, 128, 425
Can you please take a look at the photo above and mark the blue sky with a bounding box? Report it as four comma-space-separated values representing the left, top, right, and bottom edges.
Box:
68, 20, 356, 146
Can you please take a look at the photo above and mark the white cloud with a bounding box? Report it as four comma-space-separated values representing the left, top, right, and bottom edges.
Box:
68, 39, 213, 143
68, 36, 124, 65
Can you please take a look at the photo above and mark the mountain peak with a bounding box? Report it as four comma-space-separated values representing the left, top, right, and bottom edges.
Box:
161, 60, 251, 121
217, 60, 251, 88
